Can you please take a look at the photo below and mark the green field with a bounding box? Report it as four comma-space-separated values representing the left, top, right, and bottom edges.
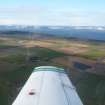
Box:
76, 43, 105, 60
76, 73, 105, 105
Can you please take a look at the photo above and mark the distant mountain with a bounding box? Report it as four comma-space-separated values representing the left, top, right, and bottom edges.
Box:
0, 30, 32, 35
0, 25, 105, 41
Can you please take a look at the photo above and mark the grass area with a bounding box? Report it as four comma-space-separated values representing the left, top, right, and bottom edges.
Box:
86, 43, 105, 60
0, 64, 35, 105
76, 73, 105, 105
78, 50, 105, 60
0, 54, 26, 64
73, 43, 105, 60
0, 44, 17, 49
30, 47, 66, 59
0, 47, 65, 64
0, 79, 10, 105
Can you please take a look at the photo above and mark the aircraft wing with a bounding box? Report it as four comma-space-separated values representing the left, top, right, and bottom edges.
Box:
12, 66, 83, 105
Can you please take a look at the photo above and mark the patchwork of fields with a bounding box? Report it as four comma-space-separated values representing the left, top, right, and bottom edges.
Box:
0, 37, 105, 105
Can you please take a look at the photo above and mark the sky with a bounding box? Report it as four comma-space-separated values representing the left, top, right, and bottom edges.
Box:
0, 0, 105, 26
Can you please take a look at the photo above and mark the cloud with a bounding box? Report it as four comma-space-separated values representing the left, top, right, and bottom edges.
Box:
41, 10, 105, 26
0, 7, 105, 26
0, 19, 17, 25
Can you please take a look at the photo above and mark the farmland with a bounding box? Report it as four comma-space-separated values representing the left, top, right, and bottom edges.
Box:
0, 36, 105, 105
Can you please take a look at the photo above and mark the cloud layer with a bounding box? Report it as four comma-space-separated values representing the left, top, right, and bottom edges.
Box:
0, 7, 105, 26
